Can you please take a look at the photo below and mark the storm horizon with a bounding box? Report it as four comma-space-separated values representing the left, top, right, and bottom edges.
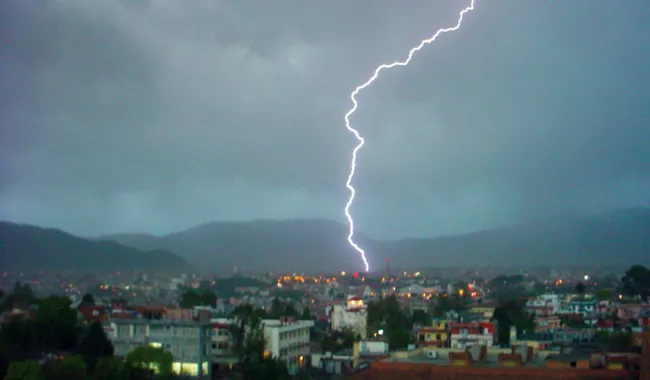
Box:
2, 0, 649, 240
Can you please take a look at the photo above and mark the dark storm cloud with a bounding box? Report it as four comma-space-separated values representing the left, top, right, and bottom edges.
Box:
1, 0, 649, 239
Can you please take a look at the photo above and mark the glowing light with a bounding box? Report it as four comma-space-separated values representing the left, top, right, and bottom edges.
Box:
343, 1, 478, 272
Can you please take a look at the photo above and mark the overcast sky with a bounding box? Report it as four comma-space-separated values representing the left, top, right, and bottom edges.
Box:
1, 0, 649, 240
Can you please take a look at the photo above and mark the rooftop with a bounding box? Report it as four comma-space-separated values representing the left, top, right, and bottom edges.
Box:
109, 318, 211, 327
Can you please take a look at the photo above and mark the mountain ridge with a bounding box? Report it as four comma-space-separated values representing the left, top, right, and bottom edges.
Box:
99, 208, 650, 273
0, 222, 193, 272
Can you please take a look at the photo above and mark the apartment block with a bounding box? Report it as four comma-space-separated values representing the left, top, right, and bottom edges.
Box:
109, 319, 212, 378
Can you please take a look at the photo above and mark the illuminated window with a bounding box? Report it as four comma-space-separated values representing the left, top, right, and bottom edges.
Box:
202, 361, 209, 375
181, 363, 199, 376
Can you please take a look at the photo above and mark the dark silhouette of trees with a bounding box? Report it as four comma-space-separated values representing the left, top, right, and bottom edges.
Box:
575, 282, 587, 298
76, 321, 114, 371
491, 299, 534, 345
125, 345, 173, 377
3, 360, 44, 380
80, 294, 95, 307
620, 265, 650, 301
46, 356, 87, 380
179, 289, 217, 308
228, 305, 290, 380
300, 307, 312, 320
34, 296, 79, 351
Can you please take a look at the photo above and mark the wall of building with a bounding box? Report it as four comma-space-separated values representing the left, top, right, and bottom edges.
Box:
350, 362, 638, 380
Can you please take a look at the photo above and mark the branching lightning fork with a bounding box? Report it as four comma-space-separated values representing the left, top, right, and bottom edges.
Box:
343, 0, 477, 272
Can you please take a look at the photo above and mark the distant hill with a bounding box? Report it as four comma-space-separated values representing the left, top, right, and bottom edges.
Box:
382, 208, 650, 269
0, 222, 193, 272
103, 208, 650, 273
103, 218, 379, 273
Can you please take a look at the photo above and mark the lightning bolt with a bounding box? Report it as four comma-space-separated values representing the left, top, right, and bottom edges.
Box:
344, 0, 477, 272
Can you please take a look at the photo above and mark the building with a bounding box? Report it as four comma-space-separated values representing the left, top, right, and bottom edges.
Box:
449, 321, 495, 349
534, 315, 562, 333
331, 296, 368, 338
209, 317, 314, 372
416, 321, 449, 347
469, 303, 497, 320
262, 317, 314, 372
108, 319, 212, 378
526, 293, 561, 316
210, 318, 237, 368
568, 299, 597, 317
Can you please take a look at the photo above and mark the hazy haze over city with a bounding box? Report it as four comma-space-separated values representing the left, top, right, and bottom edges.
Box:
2, 0, 649, 240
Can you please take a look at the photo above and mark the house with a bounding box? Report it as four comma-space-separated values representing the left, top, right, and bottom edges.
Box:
534, 315, 562, 333
77, 305, 107, 324
330, 296, 367, 338
470, 303, 497, 319
448, 321, 495, 349
568, 299, 597, 317
526, 293, 561, 316
416, 320, 449, 347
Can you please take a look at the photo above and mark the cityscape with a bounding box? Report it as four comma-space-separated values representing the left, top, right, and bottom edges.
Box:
2, 0, 650, 379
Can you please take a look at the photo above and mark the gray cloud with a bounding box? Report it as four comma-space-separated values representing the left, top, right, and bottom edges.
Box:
1, 0, 649, 239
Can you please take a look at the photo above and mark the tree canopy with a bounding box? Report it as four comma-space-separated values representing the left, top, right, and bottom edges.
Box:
76, 321, 114, 371
125, 345, 173, 376
179, 289, 217, 308
620, 265, 650, 301
491, 299, 534, 345
4, 360, 45, 380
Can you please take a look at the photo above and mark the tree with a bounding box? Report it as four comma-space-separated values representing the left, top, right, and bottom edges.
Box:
93, 357, 125, 380
229, 305, 266, 365
229, 305, 290, 380
364, 295, 408, 339
246, 356, 290, 380
125, 345, 173, 376
410, 310, 432, 327
1, 283, 36, 312
488, 275, 527, 299
366, 299, 384, 333
620, 265, 650, 301
431, 296, 451, 318
300, 307, 312, 320
179, 289, 217, 308
80, 294, 95, 307
491, 300, 534, 345
76, 321, 114, 371
13, 282, 34, 299
596, 289, 613, 301
47, 356, 87, 380
4, 360, 45, 380
34, 296, 79, 351
387, 329, 411, 350
575, 282, 586, 298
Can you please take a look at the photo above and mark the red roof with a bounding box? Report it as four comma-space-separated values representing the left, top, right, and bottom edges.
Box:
77, 306, 107, 322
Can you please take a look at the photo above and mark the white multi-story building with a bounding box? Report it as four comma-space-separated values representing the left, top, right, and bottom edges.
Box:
109, 319, 212, 378
526, 293, 562, 316
262, 317, 314, 371
209, 317, 314, 372
330, 296, 367, 338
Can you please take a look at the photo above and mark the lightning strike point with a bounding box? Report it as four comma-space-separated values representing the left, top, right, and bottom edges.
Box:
343, 0, 477, 272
